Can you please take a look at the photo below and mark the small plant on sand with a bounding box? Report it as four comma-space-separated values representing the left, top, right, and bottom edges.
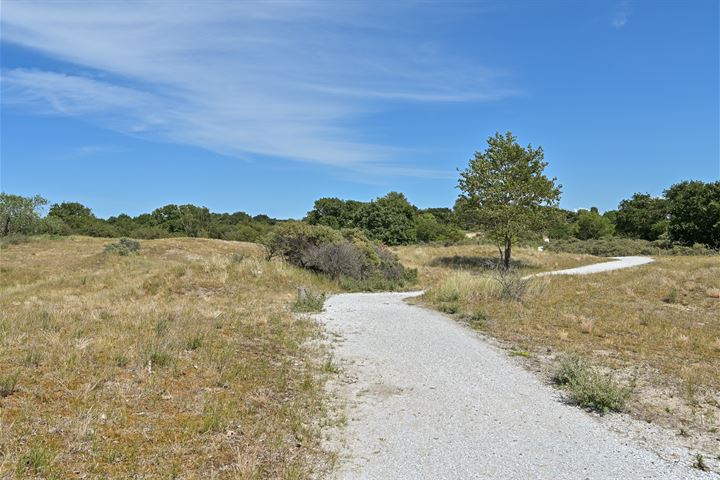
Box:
104, 237, 140, 256
692, 453, 708, 471
553, 353, 629, 414
292, 289, 326, 313
1, 373, 18, 397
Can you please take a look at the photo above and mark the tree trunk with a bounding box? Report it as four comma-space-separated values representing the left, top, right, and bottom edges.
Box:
503, 235, 512, 270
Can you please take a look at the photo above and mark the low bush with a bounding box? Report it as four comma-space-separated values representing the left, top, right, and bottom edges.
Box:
0, 234, 31, 247
1, 373, 18, 397
104, 237, 141, 256
291, 289, 326, 313
264, 222, 414, 290
546, 237, 716, 257
552, 353, 588, 386
493, 269, 530, 302
553, 354, 629, 414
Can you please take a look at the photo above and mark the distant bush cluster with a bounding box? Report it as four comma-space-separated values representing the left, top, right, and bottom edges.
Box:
305, 193, 464, 245
546, 238, 716, 257
265, 222, 417, 289
104, 238, 141, 256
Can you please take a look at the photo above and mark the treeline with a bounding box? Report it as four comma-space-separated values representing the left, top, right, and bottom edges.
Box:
0, 196, 279, 242
1, 179, 717, 249
542, 180, 719, 248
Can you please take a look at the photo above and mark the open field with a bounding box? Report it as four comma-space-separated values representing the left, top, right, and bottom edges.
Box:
399, 244, 720, 454
0, 236, 337, 478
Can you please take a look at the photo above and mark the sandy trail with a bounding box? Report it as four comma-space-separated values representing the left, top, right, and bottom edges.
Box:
319, 257, 716, 479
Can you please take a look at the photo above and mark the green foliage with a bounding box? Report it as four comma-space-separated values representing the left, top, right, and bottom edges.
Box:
615, 193, 668, 240
552, 353, 588, 386
693, 453, 709, 471
415, 213, 464, 243
553, 354, 628, 414
266, 222, 414, 289
263, 221, 342, 264
151, 204, 211, 237
546, 237, 716, 256
457, 131, 562, 268
104, 238, 141, 256
0, 193, 47, 236
16, 443, 56, 478
291, 290, 326, 313
354, 192, 418, 245
665, 180, 720, 248
566, 370, 629, 414
49, 202, 117, 237
0, 373, 18, 397
574, 209, 614, 240
305, 197, 363, 229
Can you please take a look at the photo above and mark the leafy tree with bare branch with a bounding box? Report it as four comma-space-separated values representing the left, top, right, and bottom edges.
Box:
457, 131, 561, 269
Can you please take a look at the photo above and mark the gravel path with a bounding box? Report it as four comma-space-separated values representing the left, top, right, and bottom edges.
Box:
528, 255, 654, 277
320, 257, 717, 479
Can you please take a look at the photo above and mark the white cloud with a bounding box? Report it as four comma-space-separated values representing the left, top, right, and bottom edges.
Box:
611, 2, 631, 28
0, 1, 514, 175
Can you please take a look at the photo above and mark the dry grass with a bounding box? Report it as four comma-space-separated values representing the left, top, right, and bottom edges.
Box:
393, 243, 603, 286
413, 246, 720, 450
0, 236, 338, 478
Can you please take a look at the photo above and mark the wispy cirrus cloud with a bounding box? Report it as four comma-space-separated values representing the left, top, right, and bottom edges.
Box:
0, 1, 515, 176
611, 1, 631, 29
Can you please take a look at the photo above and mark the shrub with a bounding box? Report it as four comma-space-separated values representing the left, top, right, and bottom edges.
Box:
546, 237, 717, 257
303, 241, 365, 279
493, 269, 530, 302
104, 237, 141, 255
553, 354, 629, 414
567, 370, 629, 414
265, 222, 414, 290
1, 373, 18, 397
0, 234, 30, 247
552, 353, 588, 386
292, 289, 326, 313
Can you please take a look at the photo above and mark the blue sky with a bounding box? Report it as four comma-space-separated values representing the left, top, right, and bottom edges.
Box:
1, 0, 718, 218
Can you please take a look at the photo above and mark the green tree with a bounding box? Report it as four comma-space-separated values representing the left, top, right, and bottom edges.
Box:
305, 198, 348, 229
457, 131, 561, 269
355, 192, 418, 245
415, 213, 444, 242
615, 193, 668, 240
0, 193, 47, 236
48, 201, 117, 237
151, 204, 211, 237
48, 202, 94, 230
665, 180, 720, 247
574, 209, 614, 240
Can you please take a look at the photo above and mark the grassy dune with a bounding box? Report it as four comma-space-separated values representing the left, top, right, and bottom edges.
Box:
399, 243, 720, 449
0, 236, 337, 478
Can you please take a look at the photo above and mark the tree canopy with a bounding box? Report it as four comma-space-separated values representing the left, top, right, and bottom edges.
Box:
457, 131, 562, 268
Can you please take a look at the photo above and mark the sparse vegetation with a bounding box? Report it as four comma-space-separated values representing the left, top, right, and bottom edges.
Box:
0, 373, 18, 397
546, 237, 716, 257
103, 237, 141, 255
693, 453, 709, 471
292, 289, 326, 313
0, 236, 338, 477
553, 354, 628, 414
